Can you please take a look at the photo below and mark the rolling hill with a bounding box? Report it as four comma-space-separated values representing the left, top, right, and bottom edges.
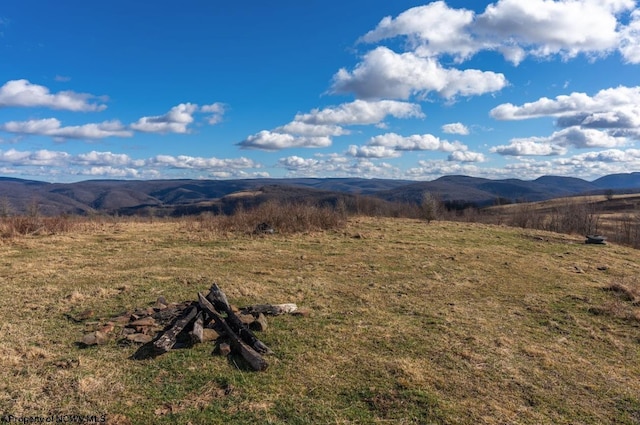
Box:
1, 172, 640, 216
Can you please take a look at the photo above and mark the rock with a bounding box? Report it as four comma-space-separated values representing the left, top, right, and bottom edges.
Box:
250, 313, 268, 332
129, 317, 157, 327
157, 296, 168, 306
202, 328, 221, 342
292, 308, 311, 317
238, 314, 255, 326
218, 342, 231, 356
112, 313, 132, 324
99, 322, 115, 334
126, 333, 153, 344
81, 331, 109, 346
597, 265, 609, 271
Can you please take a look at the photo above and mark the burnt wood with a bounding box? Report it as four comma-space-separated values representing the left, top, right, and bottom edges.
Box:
152, 304, 199, 353
197, 293, 268, 371
206, 284, 272, 354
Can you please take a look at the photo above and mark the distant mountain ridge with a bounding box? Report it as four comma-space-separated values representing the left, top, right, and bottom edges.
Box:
1, 173, 639, 216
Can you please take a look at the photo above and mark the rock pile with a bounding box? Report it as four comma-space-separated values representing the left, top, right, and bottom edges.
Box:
73, 284, 307, 371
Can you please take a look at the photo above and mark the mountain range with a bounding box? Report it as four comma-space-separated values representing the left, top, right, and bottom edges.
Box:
1, 172, 640, 216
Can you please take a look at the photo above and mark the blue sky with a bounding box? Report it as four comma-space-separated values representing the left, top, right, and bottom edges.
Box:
1, 0, 640, 182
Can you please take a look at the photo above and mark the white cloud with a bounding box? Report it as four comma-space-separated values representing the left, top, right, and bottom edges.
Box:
569, 148, 640, 162
0, 79, 106, 111
278, 155, 321, 170
295, 99, 424, 125
357, 0, 638, 65
360, 1, 478, 61
448, 150, 486, 162
0, 148, 263, 180
1, 118, 132, 140
491, 140, 569, 156
331, 47, 507, 100
200, 103, 226, 125
239, 100, 423, 151
491, 126, 626, 156
345, 132, 472, 160
442, 122, 470, 135
368, 132, 466, 152
148, 154, 259, 170
549, 126, 628, 148
274, 121, 349, 137
80, 166, 144, 178
131, 103, 198, 134
406, 159, 485, 179
75, 151, 144, 167
0, 148, 71, 166
346, 145, 401, 158
238, 130, 332, 151
490, 86, 640, 120
474, 0, 632, 63
277, 155, 402, 178
620, 10, 640, 63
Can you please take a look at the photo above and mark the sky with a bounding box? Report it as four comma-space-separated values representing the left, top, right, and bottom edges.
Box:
1, 0, 640, 183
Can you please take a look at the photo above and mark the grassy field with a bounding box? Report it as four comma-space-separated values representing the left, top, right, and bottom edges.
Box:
1, 217, 639, 424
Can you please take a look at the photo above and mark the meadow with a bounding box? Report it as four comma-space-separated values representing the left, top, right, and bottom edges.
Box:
0, 214, 639, 424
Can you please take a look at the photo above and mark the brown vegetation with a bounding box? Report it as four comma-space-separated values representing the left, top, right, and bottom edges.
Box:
1, 216, 639, 424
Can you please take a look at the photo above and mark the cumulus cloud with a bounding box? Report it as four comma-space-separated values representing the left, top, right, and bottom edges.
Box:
200, 103, 226, 125
490, 86, 640, 147
74, 151, 145, 167
358, 0, 639, 65
360, 1, 478, 61
277, 154, 401, 178
295, 99, 424, 125
274, 121, 350, 137
0, 79, 107, 111
620, 10, 640, 63
239, 100, 423, 151
368, 132, 466, 152
448, 150, 486, 162
79, 166, 145, 179
238, 130, 332, 151
345, 132, 474, 160
346, 145, 401, 158
442, 122, 470, 135
0, 148, 71, 166
490, 86, 640, 120
474, 0, 632, 63
406, 159, 485, 179
278, 155, 322, 171
0, 148, 263, 179
492, 126, 626, 156
549, 126, 628, 148
131, 103, 198, 134
148, 154, 259, 170
491, 140, 569, 156
331, 47, 507, 100
1, 118, 132, 140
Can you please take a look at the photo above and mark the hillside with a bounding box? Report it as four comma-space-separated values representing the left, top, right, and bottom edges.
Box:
0, 217, 639, 423
1, 172, 640, 216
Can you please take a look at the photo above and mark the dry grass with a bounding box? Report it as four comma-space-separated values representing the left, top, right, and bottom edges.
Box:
1, 217, 640, 424
480, 193, 640, 248
0, 215, 79, 238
